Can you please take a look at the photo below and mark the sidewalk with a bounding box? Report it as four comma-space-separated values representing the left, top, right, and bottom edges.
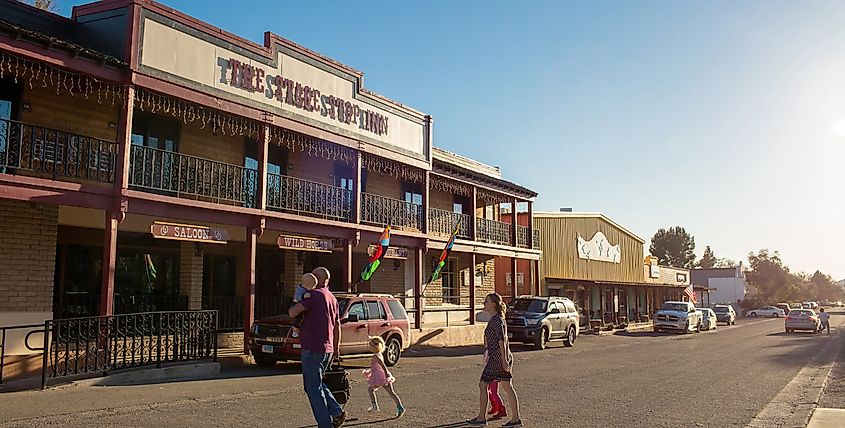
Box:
808, 322, 845, 428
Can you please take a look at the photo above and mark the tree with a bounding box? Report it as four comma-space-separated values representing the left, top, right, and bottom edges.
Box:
715, 257, 736, 268
745, 249, 804, 303
697, 246, 717, 268
808, 271, 845, 302
649, 226, 696, 268
23, 0, 57, 11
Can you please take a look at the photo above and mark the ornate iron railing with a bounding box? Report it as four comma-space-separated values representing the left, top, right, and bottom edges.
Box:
476, 218, 513, 246
361, 193, 422, 230
517, 225, 530, 249
266, 173, 352, 222
202, 296, 291, 332
58, 294, 188, 319
129, 145, 257, 207
42, 310, 217, 388
533, 228, 540, 248
429, 208, 471, 238
0, 117, 117, 183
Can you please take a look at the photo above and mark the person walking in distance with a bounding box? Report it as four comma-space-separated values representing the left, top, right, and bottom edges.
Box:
289, 267, 346, 428
362, 336, 405, 417
467, 293, 522, 427
819, 308, 831, 334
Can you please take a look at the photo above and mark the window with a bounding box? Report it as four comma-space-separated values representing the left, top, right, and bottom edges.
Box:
346, 301, 365, 320
441, 259, 460, 305
131, 112, 179, 151
403, 183, 423, 205
0, 79, 22, 166
453, 202, 463, 214
366, 301, 386, 320
564, 301, 577, 314
386, 300, 407, 320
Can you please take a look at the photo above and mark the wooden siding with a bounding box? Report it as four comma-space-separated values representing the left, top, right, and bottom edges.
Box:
21, 84, 119, 142
536, 215, 645, 283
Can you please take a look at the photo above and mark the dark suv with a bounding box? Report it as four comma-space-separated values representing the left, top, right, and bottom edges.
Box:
506, 296, 580, 350
248, 293, 410, 367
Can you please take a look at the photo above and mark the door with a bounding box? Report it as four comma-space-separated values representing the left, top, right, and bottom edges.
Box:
548, 302, 564, 337
562, 300, 578, 335
341, 300, 369, 354
0, 78, 22, 172
365, 300, 390, 337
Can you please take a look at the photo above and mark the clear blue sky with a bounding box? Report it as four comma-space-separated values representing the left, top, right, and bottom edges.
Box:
61, 1, 845, 279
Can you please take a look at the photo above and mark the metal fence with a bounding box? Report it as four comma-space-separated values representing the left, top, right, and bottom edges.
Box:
361, 193, 423, 230
429, 208, 471, 238
266, 173, 352, 222
476, 218, 513, 246
202, 296, 291, 332
58, 294, 189, 319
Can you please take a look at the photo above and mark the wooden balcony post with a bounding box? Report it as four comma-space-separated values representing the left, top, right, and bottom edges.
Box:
511, 198, 519, 247
511, 256, 518, 301
469, 252, 477, 325
527, 201, 534, 250
414, 247, 423, 329
114, 86, 135, 192
344, 239, 354, 292
99, 211, 118, 316
470, 187, 477, 241
353, 152, 362, 224
256, 124, 269, 211
243, 226, 257, 354
533, 259, 541, 296
422, 171, 430, 233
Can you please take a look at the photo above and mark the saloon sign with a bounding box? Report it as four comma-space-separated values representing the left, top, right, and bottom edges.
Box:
150, 222, 228, 244
277, 235, 334, 253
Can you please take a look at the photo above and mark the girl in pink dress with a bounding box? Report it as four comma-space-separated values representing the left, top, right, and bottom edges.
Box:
362, 336, 405, 418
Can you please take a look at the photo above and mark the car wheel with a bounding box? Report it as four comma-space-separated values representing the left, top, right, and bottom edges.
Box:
695, 322, 701, 333
383, 336, 402, 367
750, 312, 757, 317
772, 313, 779, 318
253, 354, 277, 367
563, 326, 576, 347
683, 321, 690, 334
654, 327, 660, 333
534, 327, 548, 350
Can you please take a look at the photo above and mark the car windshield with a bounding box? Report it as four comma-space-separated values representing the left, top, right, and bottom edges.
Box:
509, 299, 548, 313
338, 298, 350, 316
697, 309, 709, 316
661, 303, 689, 312
714, 307, 729, 313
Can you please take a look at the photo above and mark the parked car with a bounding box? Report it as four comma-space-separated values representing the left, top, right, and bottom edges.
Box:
248, 293, 411, 367
713, 305, 737, 325
802, 302, 819, 310
697, 308, 717, 331
653, 301, 703, 334
749, 306, 785, 318
775, 303, 792, 315
785, 309, 820, 333
506, 296, 580, 350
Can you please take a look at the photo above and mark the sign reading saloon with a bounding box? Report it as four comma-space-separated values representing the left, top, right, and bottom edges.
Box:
277, 235, 334, 253
151, 221, 228, 244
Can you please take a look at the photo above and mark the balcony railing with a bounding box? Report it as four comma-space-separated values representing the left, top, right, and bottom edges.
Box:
266, 173, 352, 222
0, 118, 117, 183
129, 145, 256, 207
533, 228, 540, 248
429, 208, 471, 238
202, 296, 292, 332
517, 225, 531, 249
476, 218, 513, 246
361, 193, 422, 230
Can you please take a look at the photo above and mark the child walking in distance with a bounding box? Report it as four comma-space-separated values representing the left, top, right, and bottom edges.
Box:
819, 308, 831, 334
362, 336, 405, 418
291, 273, 318, 336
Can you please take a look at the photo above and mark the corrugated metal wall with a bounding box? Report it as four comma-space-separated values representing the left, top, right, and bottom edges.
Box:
536, 216, 645, 283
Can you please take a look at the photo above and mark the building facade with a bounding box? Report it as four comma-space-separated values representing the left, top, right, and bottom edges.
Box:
690, 265, 747, 312
0, 0, 540, 354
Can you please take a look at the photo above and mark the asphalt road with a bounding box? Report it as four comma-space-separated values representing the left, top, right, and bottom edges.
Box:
1, 311, 843, 428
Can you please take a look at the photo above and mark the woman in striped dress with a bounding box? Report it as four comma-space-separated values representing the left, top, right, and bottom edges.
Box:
467, 293, 522, 427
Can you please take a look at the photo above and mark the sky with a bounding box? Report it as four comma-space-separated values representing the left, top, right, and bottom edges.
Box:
60, 1, 845, 279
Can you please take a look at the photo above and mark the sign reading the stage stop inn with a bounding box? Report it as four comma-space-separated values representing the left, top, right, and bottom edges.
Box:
138, 17, 427, 160
151, 221, 228, 244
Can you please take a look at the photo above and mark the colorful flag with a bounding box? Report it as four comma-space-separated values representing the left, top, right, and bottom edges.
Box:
428, 220, 461, 285
360, 226, 390, 282
684, 284, 697, 304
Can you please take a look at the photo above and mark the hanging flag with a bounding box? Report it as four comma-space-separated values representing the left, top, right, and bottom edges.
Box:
360, 226, 391, 282
683, 284, 697, 304
144, 253, 157, 284
428, 220, 462, 287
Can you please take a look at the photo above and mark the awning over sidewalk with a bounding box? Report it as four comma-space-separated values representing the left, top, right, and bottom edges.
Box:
546, 278, 688, 289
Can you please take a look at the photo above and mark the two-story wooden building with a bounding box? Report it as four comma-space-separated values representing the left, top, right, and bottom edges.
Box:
0, 0, 540, 353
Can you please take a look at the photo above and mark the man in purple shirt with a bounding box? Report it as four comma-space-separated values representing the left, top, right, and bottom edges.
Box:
289, 267, 345, 428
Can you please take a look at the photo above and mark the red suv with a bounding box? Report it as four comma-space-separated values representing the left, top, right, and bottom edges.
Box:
248, 293, 411, 367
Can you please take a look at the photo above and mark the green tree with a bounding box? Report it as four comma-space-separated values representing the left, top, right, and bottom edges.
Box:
697, 246, 717, 268
649, 226, 696, 268
745, 249, 804, 303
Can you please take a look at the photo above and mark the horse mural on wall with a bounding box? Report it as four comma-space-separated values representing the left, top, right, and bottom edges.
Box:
577, 232, 622, 263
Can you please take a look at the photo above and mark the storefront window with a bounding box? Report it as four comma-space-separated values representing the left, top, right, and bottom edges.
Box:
203, 254, 237, 297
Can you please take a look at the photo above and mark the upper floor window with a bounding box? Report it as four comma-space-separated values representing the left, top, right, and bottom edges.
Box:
131, 112, 179, 151
404, 182, 422, 205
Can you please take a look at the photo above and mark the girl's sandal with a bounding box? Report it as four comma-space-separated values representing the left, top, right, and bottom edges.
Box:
465, 418, 487, 426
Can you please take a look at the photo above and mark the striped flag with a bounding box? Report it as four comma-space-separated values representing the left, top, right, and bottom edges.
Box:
424, 220, 462, 296
684, 284, 697, 304
360, 226, 390, 282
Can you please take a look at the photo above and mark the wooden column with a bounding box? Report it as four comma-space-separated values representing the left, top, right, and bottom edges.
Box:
256, 124, 269, 211
343, 240, 354, 292
99, 212, 118, 316
511, 198, 519, 247
414, 247, 423, 329
511, 257, 518, 301
114, 86, 135, 192
533, 259, 541, 296
421, 171, 430, 233
352, 152, 363, 224
469, 253, 477, 325
243, 226, 257, 354
470, 187, 478, 241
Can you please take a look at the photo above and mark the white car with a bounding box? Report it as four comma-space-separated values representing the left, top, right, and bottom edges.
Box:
654, 301, 703, 334
749, 306, 785, 318
697, 308, 717, 330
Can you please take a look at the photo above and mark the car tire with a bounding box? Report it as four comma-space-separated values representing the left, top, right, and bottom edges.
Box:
772, 313, 779, 318
695, 322, 701, 333
750, 312, 757, 317
563, 326, 576, 347
253, 354, 277, 367
683, 321, 690, 334
383, 336, 402, 367
534, 327, 548, 350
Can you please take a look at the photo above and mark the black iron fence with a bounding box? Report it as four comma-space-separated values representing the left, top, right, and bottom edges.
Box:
361, 193, 423, 230
429, 208, 471, 238
128, 145, 257, 207
0, 117, 117, 183
516, 225, 530, 249
476, 218, 513, 246
58, 294, 189, 319
42, 311, 217, 388
533, 228, 540, 248
266, 173, 352, 222
202, 296, 291, 332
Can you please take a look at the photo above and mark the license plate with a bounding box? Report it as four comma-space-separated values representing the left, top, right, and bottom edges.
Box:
507, 332, 513, 338
261, 345, 274, 353
265, 337, 285, 343
292, 343, 301, 349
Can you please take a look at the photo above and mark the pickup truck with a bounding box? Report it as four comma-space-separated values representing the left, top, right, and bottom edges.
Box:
653, 301, 703, 334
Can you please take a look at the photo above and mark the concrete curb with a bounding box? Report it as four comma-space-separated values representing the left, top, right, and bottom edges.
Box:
68, 362, 221, 387
807, 408, 845, 428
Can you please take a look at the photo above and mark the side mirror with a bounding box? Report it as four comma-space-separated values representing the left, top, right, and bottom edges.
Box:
342, 314, 359, 324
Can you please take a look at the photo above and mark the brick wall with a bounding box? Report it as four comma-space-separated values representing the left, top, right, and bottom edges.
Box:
421, 252, 494, 307
354, 253, 406, 296
0, 201, 58, 313
180, 242, 204, 310
282, 250, 305, 298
